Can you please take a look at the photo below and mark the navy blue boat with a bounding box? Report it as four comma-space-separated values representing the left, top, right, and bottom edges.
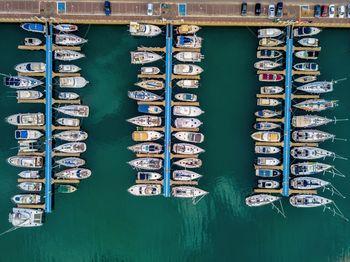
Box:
255, 169, 281, 177
138, 104, 162, 114
3, 76, 43, 89
21, 23, 46, 33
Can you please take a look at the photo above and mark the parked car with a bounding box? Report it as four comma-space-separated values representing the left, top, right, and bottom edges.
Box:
338, 5, 345, 18
104, 0, 111, 16
241, 2, 247, 16
321, 5, 328, 17
255, 3, 261, 16
268, 4, 275, 18
329, 4, 335, 18
276, 2, 283, 17
314, 4, 321, 17
348, 3, 350, 18
147, 3, 153, 16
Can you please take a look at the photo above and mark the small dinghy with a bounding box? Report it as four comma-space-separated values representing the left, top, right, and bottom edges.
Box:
294, 27, 321, 37
295, 51, 319, 60
55, 168, 92, 180
131, 52, 162, 64
174, 158, 202, 169
253, 122, 280, 131
17, 140, 38, 153
128, 142, 162, 154
58, 92, 80, 100
257, 98, 281, 106
173, 106, 204, 117
177, 79, 199, 88
128, 184, 162, 196
255, 145, 280, 154
129, 22, 162, 37
176, 35, 202, 48
11, 194, 41, 204
59, 76, 89, 88
174, 118, 203, 128
18, 182, 42, 192
127, 115, 162, 127
296, 81, 333, 94
292, 129, 335, 143
291, 147, 334, 160
173, 143, 205, 154
16, 90, 43, 100
9, 208, 43, 227
257, 180, 280, 189
132, 131, 163, 141
259, 37, 283, 46
6, 113, 45, 126
174, 52, 204, 62
257, 28, 283, 38
55, 34, 87, 46
21, 23, 46, 33
137, 172, 162, 181
173, 132, 204, 143
255, 169, 281, 177
8, 156, 43, 168
298, 37, 319, 47
291, 177, 329, 190
54, 142, 86, 153
54, 105, 89, 117
15, 62, 45, 73
259, 73, 284, 82
57, 185, 77, 193
293, 99, 338, 112
256, 157, 280, 166
290, 162, 332, 176
257, 50, 282, 59
18, 170, 40, 179
54, 50, 85, 61
58, 64, 81, 73
289, 194, 332, 208
176, 25, 200, 34
292, 115, 333, 128
260, 86, 283, 94
4, 75, 43, 89
56, 157, 86, 167
254, 60, 281, 70
24, 38, 42, 46
56, 118, 80, 127
245, 194, 281, 207
255, 109, 282, 118
173, 64, 203, 75
294, 75, 316, 83
54, 24, 78, 32
128, 90, 163, 101
251, 131, 281, 142
128, 158, 163, 170
172, 186, 207, 198
293, 62, 318, 71
173, 170, 202, 181
15, 129, 43, 140
175, 93, 197, 102
138, 105, 162, 115
141, 66, 160, 75
135, 80, 164, 90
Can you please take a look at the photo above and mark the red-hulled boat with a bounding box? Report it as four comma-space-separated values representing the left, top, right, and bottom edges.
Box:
259, 73, 284, 82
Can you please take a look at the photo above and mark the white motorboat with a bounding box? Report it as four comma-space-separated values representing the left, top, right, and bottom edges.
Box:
254, 145, 280, 154
257, 50, 282, 59
135, 80, 164, 90
18, 182, 42, 192
9, 208, 43, 227
298, 37, 319, 47
127, 115, 162, 127
294, 75, 317, 83
132, 131, 163, 141
128, 158, 163, 170
296, 81, 333, 94
6, 113, 45, 126
18, 140, 38, 153
174, 158, 202, 168
174, 118, 203, 128
173, 143, 205, 154
176, 35, 202, 48
290, 162, 332, 176
16, 90, 43, 100
259, 38, 283, 46
15, 62, 45, 73
128, 184, 162, 196
257, 28, 283, 38
251, 131, 281, 142
54, 105, 89, 117
291, 177, 329, 190
172, 186, 208, 198
293, 99, 338, 112
257, 180, 280, 189
128, 143, 162, 154
58, 92, 80, 100
175, 93, 197, 102
257, 157, 280, 166
140, 66, 160, 75
173, 106, 204, 117
137, 172, 162, 181
54, 130, 88, 142
4, 75, 43, 89
253, 122, 281, 131
291, 147, 335, 160
55, 168, 92, 180
131, 52, 162, 64
54, 24, 78, 32
292, 115, 333, 128
173, 170, 202, 181
257, 98, 281, 106
260, 86, 283, 94
24, 38, 42, 46
173, 131, 204, 143
59, 76, 89, 88
295, 51, 319, 60
11, 194, 41, 204
176, 25, 200, 34
173, 64, 203, 75
177, 79, 199, 88
56, 157, 86, 167
254, 60, 281, 70
289, 195, 332, 208
58, 64, 81, 73
128, 90, 163, 101
15, 129, 43, 140
293, 62, 319, 71
55, 34, 87, 46
18, 170, 40, 179
56, 118, 80, 127
174, 52, 204, 63
292, 129, 335, 143
245, 194, 281, 207
129, 22, 162, 37
54, 142, 86, 153
54, 50, 85, 61
294, 27, 321, 37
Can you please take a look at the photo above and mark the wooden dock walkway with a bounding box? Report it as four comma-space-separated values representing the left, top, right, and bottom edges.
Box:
18, 72, 80, 77
254, 188, 317, 194
18, 45, 81, 51
135, 179, 199, 186
17, 99, 81, 104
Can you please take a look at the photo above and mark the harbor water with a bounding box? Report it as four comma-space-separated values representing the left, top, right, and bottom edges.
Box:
0, 24, 350, 262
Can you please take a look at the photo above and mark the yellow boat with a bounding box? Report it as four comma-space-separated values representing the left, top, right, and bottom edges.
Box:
176, 25, 200, 35
251, 131, 281, 142
132, 131, 163, 141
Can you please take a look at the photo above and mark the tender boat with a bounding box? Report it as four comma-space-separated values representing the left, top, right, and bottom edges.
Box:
257, 28, 283, 38
6, 113, 45, 126
55, 34, 87, 46
24, 38, 42, 46
131, 52, 162, 64
292, 115, 333, 128
294, 75, 317, 83
296, 81, 333, 94
293, 62, 318, 71
176, 35, 202, 48
253, 122, 280, 131
4, 76, 43, 89
172, 186, 208, 198
292, 129, 335, 143
55, 168, 92, 180
127, 115, 162, 127
141, 66, 160, 75
57, 185, 77, 193
173, 64, 203, 75
58, 92, 80, 100
173, 106, 204, 117
16, 90, 43, 100
132, 131, 163, 141
290, 162, 332, 176
177, 79, 199, 88
15, 130, 42, 140
174, 52, 204, 62
289, 195, 332, 208
138, 105, 163, 115
54, 142, 86, 153
18, 170, 40, 179
15, 62, 45, 73
18, 182, 42, 192
128, 90, 163, 101
293, 99, 338, 112
137, 172, 162, 181
291, 147, 334, 160
56, 157, 86, 168
11, 194, 41, 204
255, 109, 282, 118
59, 76, 89, 88
291, 177, 329, 190
254, 60, 281, 70
54, 105, 89, 117
173, 170, 202, 181
128, 184, 162, 196
54, 130, 87, 142
173, 131, 204, 143
9, 208, 43, 227
246, 194, 281, 207
251, 131, 281, 142
255, 169, 281, 177
58, 64, 81, 73
294, 27, 321, 37
56, 118, 80, 127
260, 86, 283, 94
175, 93, 197, 102
174, 158, 202, 169
257, 180, 280, 189
255, 145, 280, 154
298, 37, 319, 47
135, 80, 164, 90
257, 98, 281, 106
128, 142, 162, 154
128, 158, 163, 170
259, 73, 284, 82
54, 50, 85, 61
173, 143, 205, 154
129, 22, 161, 37
21, 23, 46, 33
54, 24, 78, 32
256, 157, 280, 166
295, 51, 319, 60
257, 50, 282, 59
174, 118, 203, 128
18, 140, 38, 153
176, 24, 200, 34
259, 38, 283, 46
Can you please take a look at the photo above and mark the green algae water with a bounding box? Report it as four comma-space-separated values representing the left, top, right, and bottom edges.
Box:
0, 24, 350, 262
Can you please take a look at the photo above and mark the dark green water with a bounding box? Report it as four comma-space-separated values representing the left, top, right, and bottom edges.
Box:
0, 25, 350, 262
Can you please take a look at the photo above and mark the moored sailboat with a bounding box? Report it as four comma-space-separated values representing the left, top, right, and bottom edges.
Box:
246, 194, 281, 207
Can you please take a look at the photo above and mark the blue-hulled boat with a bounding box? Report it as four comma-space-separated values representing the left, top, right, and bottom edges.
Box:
15, 130, 43, 140
255, 169, 281, 177
21, 23, 46, 34
138, 105, 163, 114
4, 76, 43, 89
